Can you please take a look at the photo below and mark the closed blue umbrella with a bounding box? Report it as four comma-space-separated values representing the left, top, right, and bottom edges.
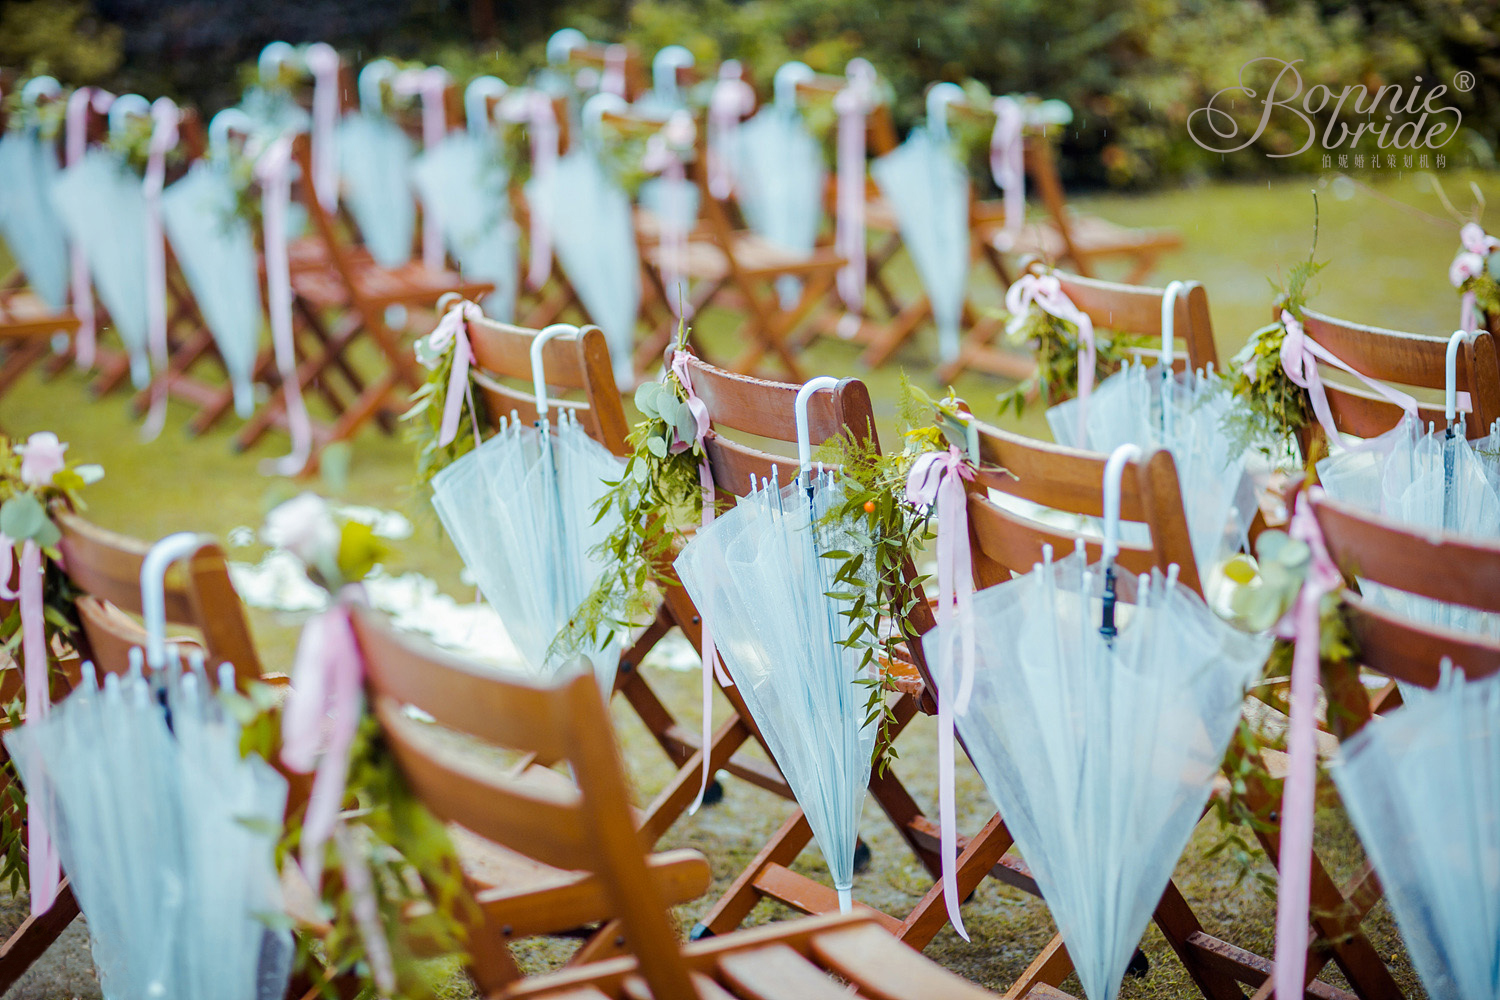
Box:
338, 60, 415, 267
0, 77, 70, 310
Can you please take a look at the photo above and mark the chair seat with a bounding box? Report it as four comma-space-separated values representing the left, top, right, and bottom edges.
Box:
0, 292, 80, 339
994, 214, 1182, 260
291, 259, 493, 311
645, 233, 843, 283
499, 913, 996, 1000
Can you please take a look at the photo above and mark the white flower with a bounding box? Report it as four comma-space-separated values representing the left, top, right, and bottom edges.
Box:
261, 492, 340, 567
16, 432, 67, 487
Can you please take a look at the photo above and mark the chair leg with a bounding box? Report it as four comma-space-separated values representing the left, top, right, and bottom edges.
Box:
0, 880, 80, 994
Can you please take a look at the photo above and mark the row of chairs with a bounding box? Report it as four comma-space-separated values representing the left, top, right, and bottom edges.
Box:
8, 258, 1498, 997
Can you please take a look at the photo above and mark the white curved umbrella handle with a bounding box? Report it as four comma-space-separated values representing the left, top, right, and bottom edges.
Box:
653, 45, 695, 101
795, 376, 841, 475
20, 76, 60, 108
1102, 443, 1143, 566
1159, 280, 1186, 366
208, 108, 255, 164
531, 323, 580, 420
107, 93, 151, 137
547, 28, 589, 65
258, 41, 299, 84
582, 92, 629, 146
140, 532, 213, 670
773, 61, 814, 113
926, 82, 966, 142
465, 76, 508, 136
358, 59, 399, 116
1446, 329, 1468, 426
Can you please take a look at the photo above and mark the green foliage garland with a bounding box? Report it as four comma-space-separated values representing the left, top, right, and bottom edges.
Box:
996, 302, 1153, 419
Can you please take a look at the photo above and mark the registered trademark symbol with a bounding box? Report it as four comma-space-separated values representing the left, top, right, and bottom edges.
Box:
1454, 70, 1476, 92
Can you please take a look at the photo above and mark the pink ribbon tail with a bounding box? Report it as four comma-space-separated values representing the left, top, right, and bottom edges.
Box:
989, 98, 1025, 250
65, 89, 98, 370
1461, 289, 1477, 335
401, 68, 451, 271
332, 820, 396, 995
1278, 311, 1418, 454
17, 540, 60, 916
305, 44, 342, 213
833, 73, 872, 328
427, 300, 483, 448
905, 447, 976, 940
140, 99, 179, 442
525, 94, 558, 291
282, 603, 363, 891
257, 137, 314, 476
1272, 492, 1339, 1000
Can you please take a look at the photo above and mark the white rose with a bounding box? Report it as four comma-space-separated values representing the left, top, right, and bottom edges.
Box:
261, 492, 340, 567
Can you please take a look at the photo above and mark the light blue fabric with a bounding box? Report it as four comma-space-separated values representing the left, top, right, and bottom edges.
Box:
733, 106, 826, 308
0, 128, 70, 309
525, 151, 640, 384
871, 128, 970, 362
51, 151, 152, 387
338, 112, 416, 267
161, 162, 263, 418
1333, 666, 1500, 1000
410, 133, 518, 321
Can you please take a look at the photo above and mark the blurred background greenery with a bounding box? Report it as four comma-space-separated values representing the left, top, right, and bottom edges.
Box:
1, 0, 1495, 187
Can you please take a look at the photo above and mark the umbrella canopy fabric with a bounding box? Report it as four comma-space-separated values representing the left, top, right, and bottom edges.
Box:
4, 660, 289, 1000
235, 86, 311, 145
1047, 362, 1256, 581
675, 464, 878, 911
161, 162, 263, 418
525, 150, 640, 384
0, 126, 70, 309
431, 411, 625, 689
871, 128, 969, 362
1331, 664, 1500, 1000
411, 133, 519, 321
732, 104, 826, 309
338, 111, 416, 267
926, 541, 1269, 1000
51, 150, 153, 387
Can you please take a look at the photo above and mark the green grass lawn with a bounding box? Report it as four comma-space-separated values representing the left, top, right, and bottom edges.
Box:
2, 168, 1492, 998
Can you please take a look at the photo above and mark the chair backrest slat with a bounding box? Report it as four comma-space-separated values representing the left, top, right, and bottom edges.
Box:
1052, 272, 1218, 372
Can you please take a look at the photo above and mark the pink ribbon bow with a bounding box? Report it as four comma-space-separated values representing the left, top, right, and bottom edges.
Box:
905, 445, 977, 941
833, 60, 877, 334
419, 299, 485, 447
707, 65, 755, 201
1450, 223, 1498, 334
65, 87, 111, 371
1277, 311, 1418, 453
1272, 489, 1342, 1000
989, 97, 1025, 251
303, 43, 342, 213
1006, 272, 1096, 439
256, 136, 315, 476
141, 98, 180, 442
644, 113, 697, 319
601, 45, 630, 100
669, 353, 730, 814
0, 537, 60, 915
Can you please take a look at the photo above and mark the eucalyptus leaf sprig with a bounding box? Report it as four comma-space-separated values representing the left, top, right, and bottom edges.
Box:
996, 307, 1151, 419
1221, 196, 1325, 464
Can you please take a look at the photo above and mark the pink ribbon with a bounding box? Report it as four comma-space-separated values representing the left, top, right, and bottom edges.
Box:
989, 97, 1025, 251
281, 598, 364, 889
707, 65, 754, 201
833, 61, 877, 334
0, 537, 61, 915
516, 92, 558, 291
1006, 272, 1096, 438
669, 354, 729, 814
257, 136, 314, 476
1277, 311, 1417, 454
1450, 223, 1497, 334
65, 88, 109, 370
1272, 489, 1341, 1000
601, 45, 629, 99
398, 67, 451, 271
141, 98, 180, 442
419, 299, 484, 447
304, 43, 342, 212
906, 446, 977, 941
644, 113, 696, 318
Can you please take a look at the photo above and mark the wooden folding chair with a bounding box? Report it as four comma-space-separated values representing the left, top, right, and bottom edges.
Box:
936, 422, 1398, 1000
233, 132, 491, 472
939, 266, 1219, 390
1292, 307, 1500, 462
0, 509, 280, 995
1294, 494, 1500, 1000
459, 316, 792, 841
350, 604, 1001, 1000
